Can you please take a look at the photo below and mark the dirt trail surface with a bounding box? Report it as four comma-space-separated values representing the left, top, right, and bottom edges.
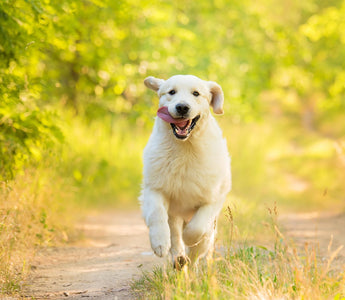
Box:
24, 210, 345, 299
24, 211, 164, 299
280, 211, 345, 265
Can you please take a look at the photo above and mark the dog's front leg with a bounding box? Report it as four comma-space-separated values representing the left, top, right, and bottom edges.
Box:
142, 188, 171, 257
168, 215, 187, 269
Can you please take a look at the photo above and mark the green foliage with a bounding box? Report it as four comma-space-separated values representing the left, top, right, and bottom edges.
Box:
1, 0, 345, 180
0, 95, 63, 179
59, 115, 148, 207
0, 0, 41, 67
0, 0, 62, 180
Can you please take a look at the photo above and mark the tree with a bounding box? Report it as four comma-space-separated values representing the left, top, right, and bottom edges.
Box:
0, 1, 61, 180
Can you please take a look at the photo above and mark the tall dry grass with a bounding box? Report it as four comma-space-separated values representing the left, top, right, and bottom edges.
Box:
0, 114, 148, 294
0, 167, 74, 294
132, 206, 345, 299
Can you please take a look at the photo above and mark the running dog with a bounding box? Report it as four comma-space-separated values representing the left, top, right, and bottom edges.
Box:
140, 75, 231, 268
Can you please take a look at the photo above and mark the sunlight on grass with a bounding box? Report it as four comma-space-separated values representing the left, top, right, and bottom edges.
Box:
59, 113, 150, 208
0, 167, 75, 294
221, 116, 345, 212
132, 207, 345, 299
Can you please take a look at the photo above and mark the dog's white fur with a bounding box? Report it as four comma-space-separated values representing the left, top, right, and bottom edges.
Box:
140, 75, 231, 265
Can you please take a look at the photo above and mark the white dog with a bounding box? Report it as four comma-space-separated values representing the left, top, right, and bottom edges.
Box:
140, 75, 231, 268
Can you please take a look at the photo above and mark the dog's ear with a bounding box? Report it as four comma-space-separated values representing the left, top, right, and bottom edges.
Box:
208, 81, 224, 115
144, 76, 165, 92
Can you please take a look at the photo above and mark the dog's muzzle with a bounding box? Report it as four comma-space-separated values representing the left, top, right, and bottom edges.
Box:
157, 106, 200, 140
170, 116, 200, 140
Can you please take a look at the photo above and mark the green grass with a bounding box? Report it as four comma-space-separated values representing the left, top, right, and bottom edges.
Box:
132, 206, 345, 299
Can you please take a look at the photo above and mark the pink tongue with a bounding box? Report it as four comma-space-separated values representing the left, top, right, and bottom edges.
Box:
157, 106, 189, 127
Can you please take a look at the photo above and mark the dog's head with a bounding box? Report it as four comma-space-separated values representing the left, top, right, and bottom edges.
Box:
144, 75, 224, 140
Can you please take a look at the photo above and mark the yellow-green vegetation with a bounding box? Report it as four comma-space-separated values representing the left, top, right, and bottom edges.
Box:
0, 114, 148, 294
223, 117, 345, 213
58, 115, 149, 207
0, 166, 73, 293
1, 0, 345, 297
132, 207, 345, 299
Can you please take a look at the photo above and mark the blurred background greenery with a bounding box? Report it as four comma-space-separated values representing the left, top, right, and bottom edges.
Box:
1, 0, 345, 292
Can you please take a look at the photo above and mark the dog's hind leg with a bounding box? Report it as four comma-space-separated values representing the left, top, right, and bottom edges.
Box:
142, 188, 171, 257
168, 215, 187, 269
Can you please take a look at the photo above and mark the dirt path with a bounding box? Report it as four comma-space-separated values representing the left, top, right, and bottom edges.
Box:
24, 211, 164, 299
280, 211, 345, 265
24, 210, 345, 299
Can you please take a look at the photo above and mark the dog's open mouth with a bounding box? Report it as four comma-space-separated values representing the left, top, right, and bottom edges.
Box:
157, 106, 200, 140
170, 116, 200, 139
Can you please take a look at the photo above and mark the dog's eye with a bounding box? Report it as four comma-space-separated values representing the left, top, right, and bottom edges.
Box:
192, 91, 200, 97
168, 90, 176, 95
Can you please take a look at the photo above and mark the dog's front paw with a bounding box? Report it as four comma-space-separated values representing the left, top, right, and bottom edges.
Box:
149, 226, 171, 257
152, 245, 170, 257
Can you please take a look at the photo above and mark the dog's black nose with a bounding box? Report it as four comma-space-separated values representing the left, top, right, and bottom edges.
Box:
176, 103, 190, 115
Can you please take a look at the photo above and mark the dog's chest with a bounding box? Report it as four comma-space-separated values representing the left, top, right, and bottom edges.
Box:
145, 143, 221, 206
